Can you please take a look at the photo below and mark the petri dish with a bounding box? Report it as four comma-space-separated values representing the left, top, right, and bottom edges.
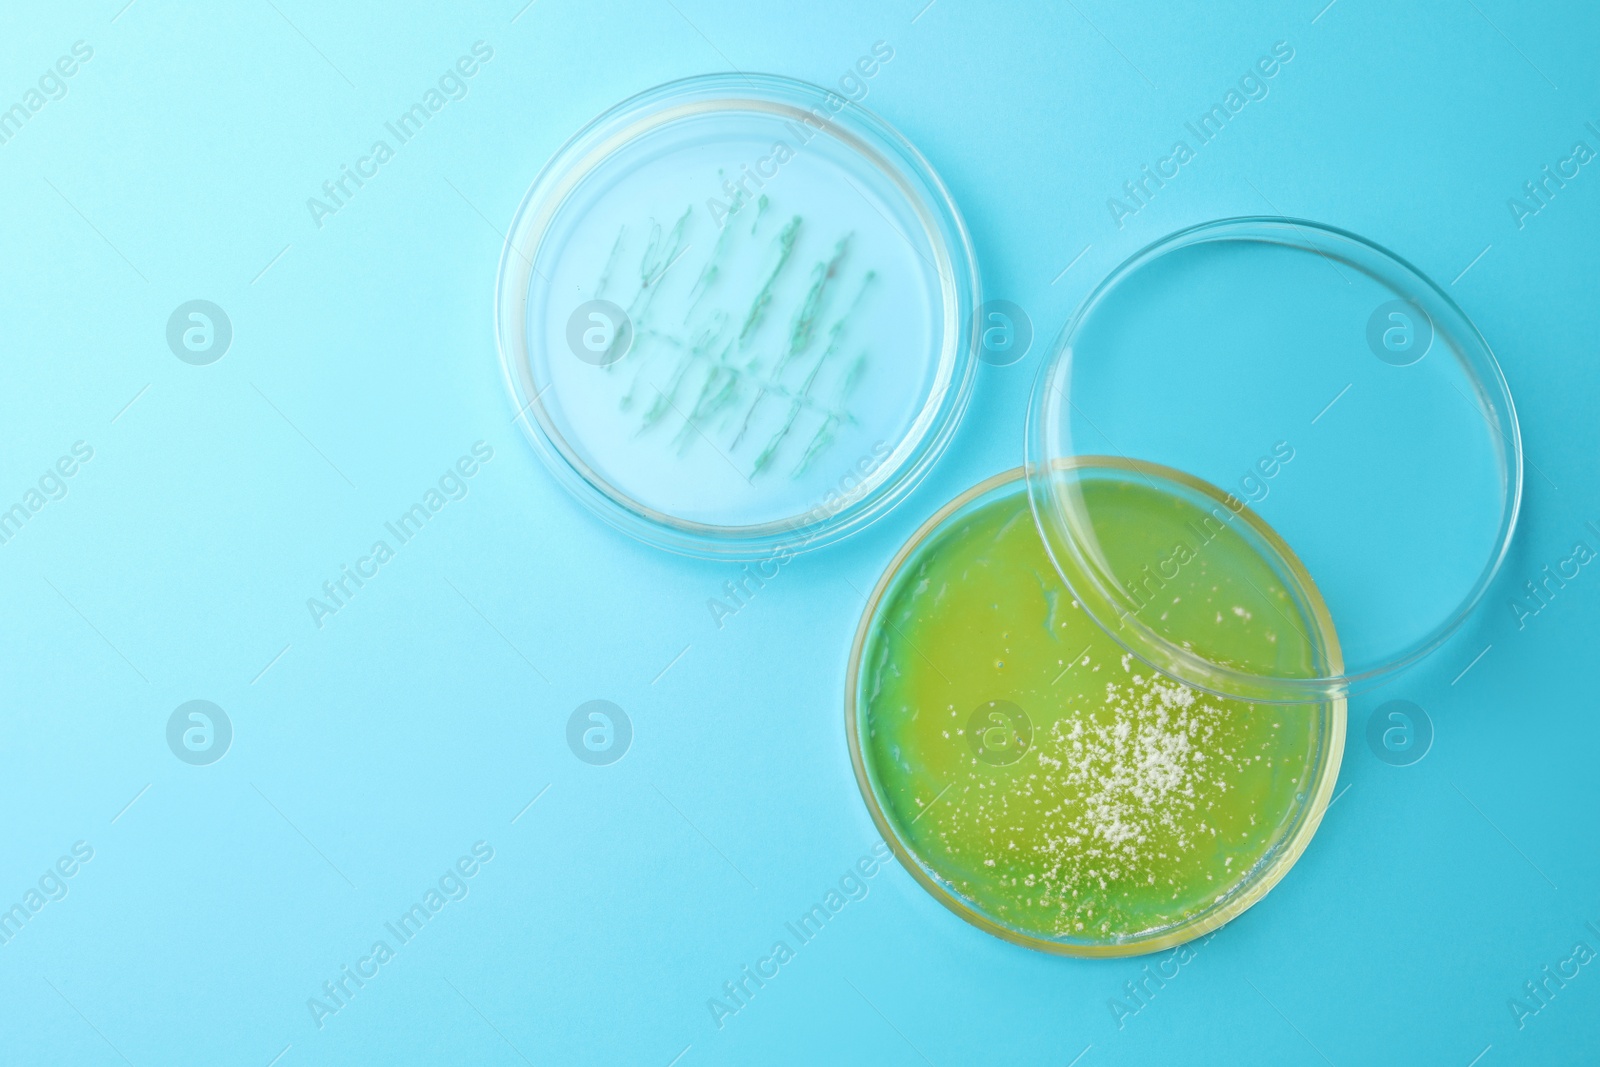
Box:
845, 218, 1519, 953
1027, 217, 1521, 703
846, 466, 1344, 956
496, 74, 979, 558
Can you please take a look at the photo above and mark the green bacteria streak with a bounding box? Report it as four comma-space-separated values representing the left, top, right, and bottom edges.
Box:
672, 343, 743, 454
641, 314, 728, 433
605, 207, 693, 370
780, 235, 852, 374
636, 205, 784, 433
732, 234, 851, 454
683, 192, 758, 322
596, 225, 627, 299
737, 215, 802, 350
755, 269, 874, 477
590, 195, 871, 479
792, 352, 867, 477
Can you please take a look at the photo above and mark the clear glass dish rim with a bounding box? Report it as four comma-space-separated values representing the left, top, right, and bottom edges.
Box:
844, 463, 1347, 957
494, 72, 981, 560
1025, 216, 1524, 702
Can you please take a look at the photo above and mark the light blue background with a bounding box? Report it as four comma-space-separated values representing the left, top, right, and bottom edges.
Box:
2, 0, 1597, 1064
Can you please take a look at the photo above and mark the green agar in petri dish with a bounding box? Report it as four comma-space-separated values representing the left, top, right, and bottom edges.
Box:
853, 470, 1340, 951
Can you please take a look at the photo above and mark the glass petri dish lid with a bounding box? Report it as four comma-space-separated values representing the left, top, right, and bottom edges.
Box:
496, 73, 979, 558
1026, 217, 1522, 703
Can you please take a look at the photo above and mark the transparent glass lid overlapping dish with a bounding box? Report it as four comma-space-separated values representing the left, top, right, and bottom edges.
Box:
496, 73, 979, 557
1026, 218, 1522, 703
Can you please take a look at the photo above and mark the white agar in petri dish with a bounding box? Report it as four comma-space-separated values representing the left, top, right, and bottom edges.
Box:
498, 74, 979, 557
